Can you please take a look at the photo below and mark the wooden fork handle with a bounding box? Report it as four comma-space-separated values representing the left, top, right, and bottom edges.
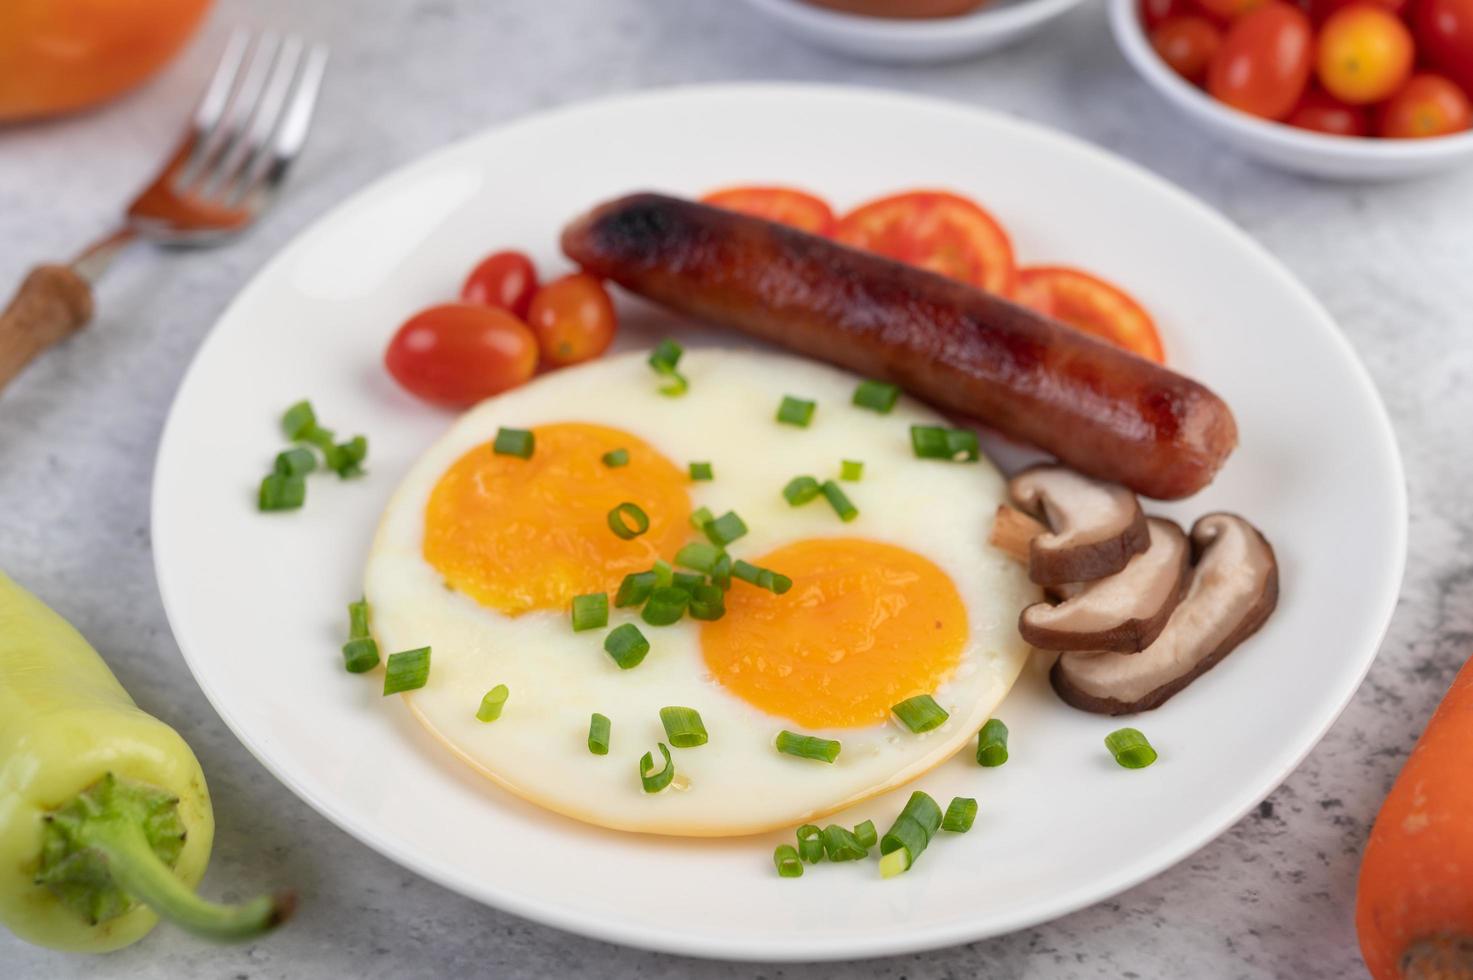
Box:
0, 264, 94, 393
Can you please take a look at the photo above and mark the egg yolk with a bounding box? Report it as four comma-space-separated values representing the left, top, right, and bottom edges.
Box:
701, 538, 967, 729
423, 422, 690, 615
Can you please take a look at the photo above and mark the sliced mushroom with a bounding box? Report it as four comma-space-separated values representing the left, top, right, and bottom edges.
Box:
1009, 465, 1149, 586
1051, 512, 1279, 715
1019, 518, 1191, 653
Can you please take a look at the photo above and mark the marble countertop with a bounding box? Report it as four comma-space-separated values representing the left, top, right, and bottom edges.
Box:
3, 1, 1470, 976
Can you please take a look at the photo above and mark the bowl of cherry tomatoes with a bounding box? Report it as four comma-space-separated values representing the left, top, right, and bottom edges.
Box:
1109, 0, 1473, 179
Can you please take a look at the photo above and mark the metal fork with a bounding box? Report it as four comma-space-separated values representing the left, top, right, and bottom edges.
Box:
0, 30, 328, 395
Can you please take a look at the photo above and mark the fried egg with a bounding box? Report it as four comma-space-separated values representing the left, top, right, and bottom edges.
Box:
365, 347, 1036, 835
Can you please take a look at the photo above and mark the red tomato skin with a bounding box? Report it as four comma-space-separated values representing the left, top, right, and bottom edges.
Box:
1286, 85, 1372, 133
1196, 0, 1269, 19
1207, 2, 1315, 119
1414, 0, 1473, 95
1142, 0, 1199, 27
460, 250, 538, 318
1304, 0, 1406, 22
1377, 72, 1473, 135
833, 191, 1017, 296
1152, 16, 1225, 83
525, 274, 618, 368
384, 303, 539, 408
701, 187, 836, 235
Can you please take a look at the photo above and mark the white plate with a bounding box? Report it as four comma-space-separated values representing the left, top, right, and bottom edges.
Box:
737, 0, 1088, 63
153, 84, 1406, 961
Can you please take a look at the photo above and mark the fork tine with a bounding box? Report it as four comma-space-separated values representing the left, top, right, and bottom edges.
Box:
231, 43, 329, 211
171, 29, 252, 188
208, 35, 303, 204
175, 32, 280, 198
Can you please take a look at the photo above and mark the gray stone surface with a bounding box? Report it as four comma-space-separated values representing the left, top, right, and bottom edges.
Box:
2, 0, 1469, 976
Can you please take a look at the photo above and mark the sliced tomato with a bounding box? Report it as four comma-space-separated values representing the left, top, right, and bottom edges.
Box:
1014, 267, 1165, 363
701, 186, 836, 235
834, 190, 1017, 295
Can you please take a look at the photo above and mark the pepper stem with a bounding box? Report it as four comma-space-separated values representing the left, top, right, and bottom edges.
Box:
36, 773, 294, 941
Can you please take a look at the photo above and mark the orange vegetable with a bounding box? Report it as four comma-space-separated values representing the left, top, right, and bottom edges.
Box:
0, 0, 211, 122
1357, 654, 1473, 979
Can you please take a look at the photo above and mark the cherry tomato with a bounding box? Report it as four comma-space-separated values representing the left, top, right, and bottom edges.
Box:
1378, 72, 1473, 136
834, 191, 1017, 295
1316, 4, 1415, 104
701, 186, 836, 235
1195, 0, 1268, 19
1414, 0, 1473, 96
1304, 0, 1406, 23
1014, 267, 1165, 363
1152, 16, 1225, 83
1142, 0, 1199, 28
385, 304, 538, 408
525, 274, 618, 368
1207, 2, 1314, 119
1285, 85, 1371, 134
461, 250, 538, 318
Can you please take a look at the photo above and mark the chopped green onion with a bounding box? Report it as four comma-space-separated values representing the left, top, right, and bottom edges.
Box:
604, 624, 650, 669
775, 730, 840, 763
341, 637, 379, 673
641, 586, 689, 626
672, 570, 704, 592
840, 459, 864, 482
853, 819, 878, 850
652, 559, 674, 588
326, 435, 368, 478
571, 592, 609, 632
688, 583, 726, 621
382, 647, 431, 695
879, 849, 910, 879
607, 502, 650, 540
689, 506, 714, 531
300, 423, 335, 454
796, 824, 825, 863
942, 797, 978, 833
675, 541, 723, 573
776, 395, 816, 427
688, 461, 713, 481
910, 425, 980, 462
1105, 727, 1158, 769
347, 598, 371, 639
493, 427, 535, 459
659, 706, 708, 748
281, 400, 316, 440
820, 480, 858, 522
782, 475, 822, 506
274, 447, 317, 477
773, 844, 803, 878
476, 684, 509, 722
602, 448, 630, 468
821, 825, 868, 862
976, 718, 1009, 767
703, 510, 748, 547
639, 742, 674, 793
710, 553, 732, 591
892, 694, 949, 733
732, 559, 792, 595
588, 713, 611, 755
852, 380, 900, 414
615, 571, 656, 608
648, 339, 688, 397
258, 473, 306, 512
880, 791, 942, 875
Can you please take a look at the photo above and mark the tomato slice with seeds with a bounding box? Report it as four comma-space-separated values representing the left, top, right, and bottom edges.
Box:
1013, 267, 1165, 363
833, 191, 1017, 295
701, 186, 836, 235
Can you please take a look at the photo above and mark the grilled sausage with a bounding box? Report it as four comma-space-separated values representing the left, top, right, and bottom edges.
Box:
562, 193, 1237, 500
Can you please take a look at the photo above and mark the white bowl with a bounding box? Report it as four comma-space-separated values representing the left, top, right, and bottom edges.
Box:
1108, 0, 1473, 180
739, 0, 1089, 63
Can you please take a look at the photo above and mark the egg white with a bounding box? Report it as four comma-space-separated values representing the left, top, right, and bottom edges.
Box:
365, 347, 1037, 836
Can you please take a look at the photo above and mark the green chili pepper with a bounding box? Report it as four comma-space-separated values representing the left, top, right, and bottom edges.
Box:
0, 571, 293, 952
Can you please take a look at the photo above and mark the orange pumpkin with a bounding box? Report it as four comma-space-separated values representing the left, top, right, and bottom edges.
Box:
0, 0, 212, 122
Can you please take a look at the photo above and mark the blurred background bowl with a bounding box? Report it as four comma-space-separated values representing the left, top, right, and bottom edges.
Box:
1108, 0, 1473, 181
738, 0, 1089, 64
